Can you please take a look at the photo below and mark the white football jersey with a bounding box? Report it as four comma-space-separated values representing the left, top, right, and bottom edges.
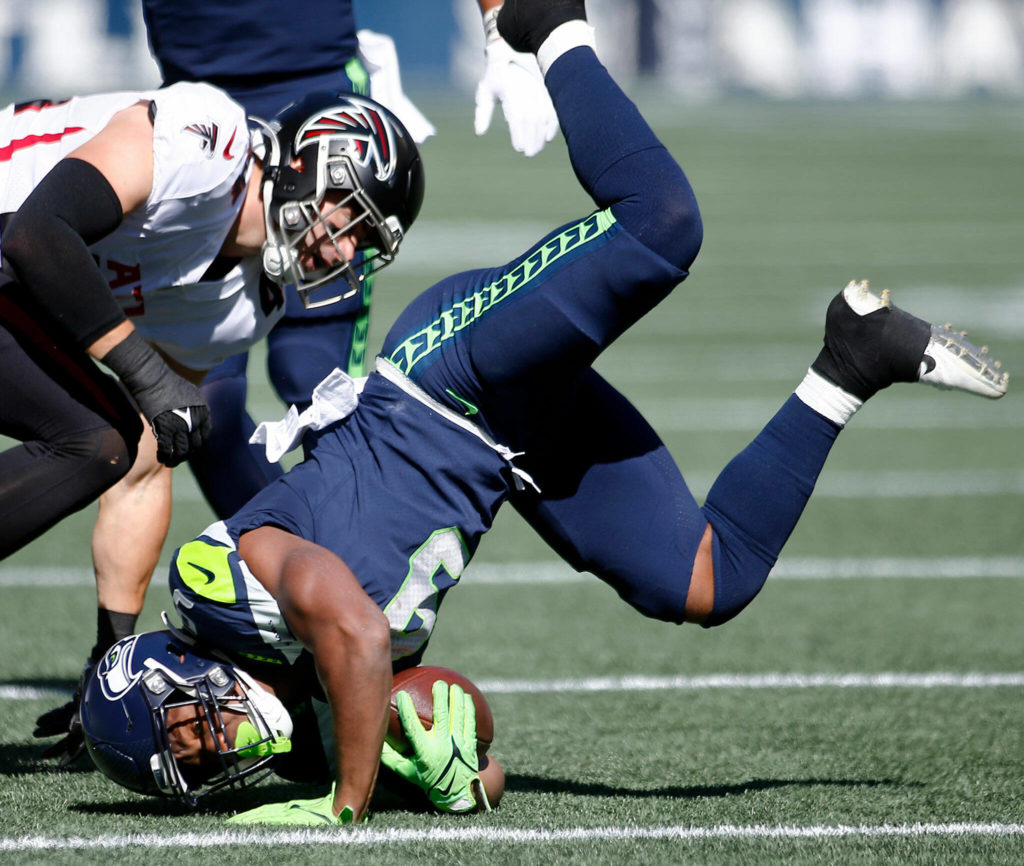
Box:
0, 82, 283, 370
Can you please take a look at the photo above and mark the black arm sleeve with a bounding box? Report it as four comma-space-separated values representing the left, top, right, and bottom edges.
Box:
1, 157, 128, 348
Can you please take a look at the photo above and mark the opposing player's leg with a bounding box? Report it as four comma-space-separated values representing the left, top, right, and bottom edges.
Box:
0, 289, 141, 558
92, 425, 170, 618
0, 287, 144, 764
187, 352, 283, 520
49, 409, 175, 767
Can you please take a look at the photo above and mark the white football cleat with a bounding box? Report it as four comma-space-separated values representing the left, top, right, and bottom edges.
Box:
812, 280, 1008, 400
919, 323, 1009, 399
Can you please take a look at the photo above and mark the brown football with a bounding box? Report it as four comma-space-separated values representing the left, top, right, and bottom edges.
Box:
387, 665, 494, 759
477, 754, 505, 808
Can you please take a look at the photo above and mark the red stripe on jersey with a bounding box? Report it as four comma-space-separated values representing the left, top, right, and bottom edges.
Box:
0, 127, 85, 162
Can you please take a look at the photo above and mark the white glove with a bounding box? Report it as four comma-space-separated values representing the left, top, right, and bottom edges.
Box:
474, 28, 558, 157
357, 29, 436, 144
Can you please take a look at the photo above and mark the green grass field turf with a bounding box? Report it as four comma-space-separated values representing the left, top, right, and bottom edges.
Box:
1, 95, 1022, 864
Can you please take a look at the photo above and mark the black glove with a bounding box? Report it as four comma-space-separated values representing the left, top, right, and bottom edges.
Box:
497, 0, 587, 56
148, 403, 211, 468
100, 330, 211, 466
34, 661, 94, 768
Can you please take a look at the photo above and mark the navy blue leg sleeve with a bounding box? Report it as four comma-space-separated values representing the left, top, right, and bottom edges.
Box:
701, 395, 842, 626
543, 47, 702, 270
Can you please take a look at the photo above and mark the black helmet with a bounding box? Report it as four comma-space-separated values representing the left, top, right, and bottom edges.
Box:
254, 91, 425, 308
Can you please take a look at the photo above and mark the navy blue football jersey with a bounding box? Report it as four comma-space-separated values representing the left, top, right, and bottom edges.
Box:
142, 0, 358, 89
169, 206, 696, 672
173, 372, 511, 669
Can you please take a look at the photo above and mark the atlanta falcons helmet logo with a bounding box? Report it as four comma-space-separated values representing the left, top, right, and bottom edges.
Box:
294, 96, 396, 183
256, 90, 424, 308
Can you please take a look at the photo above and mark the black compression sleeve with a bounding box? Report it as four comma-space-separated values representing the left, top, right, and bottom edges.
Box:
2, 157, 128, 348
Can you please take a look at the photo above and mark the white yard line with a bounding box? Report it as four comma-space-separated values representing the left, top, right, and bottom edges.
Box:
6, 671, 1024, 703
168, 466, 1024, 504
471, 672, 1024, 694
3, 555, 1024, 588
463, 557, 1024, 584
2, 822, 1023, 851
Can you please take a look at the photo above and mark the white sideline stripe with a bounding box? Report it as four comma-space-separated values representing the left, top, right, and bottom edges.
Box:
228, 398, 1024, 436
463, 557, 1024, 584
472, 672, 1024, 695
4, 556, 1024, 589
2, 822, 1023, 851
169, 467, 1024, 504
6, 672, 1024, 703
644, 397, 1024, 431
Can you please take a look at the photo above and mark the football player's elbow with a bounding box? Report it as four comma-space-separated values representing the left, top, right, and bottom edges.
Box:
334, 601, 391, 664
278, 548, 389, 661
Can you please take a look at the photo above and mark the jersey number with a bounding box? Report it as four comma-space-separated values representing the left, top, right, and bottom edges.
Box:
384, 528, 467, 659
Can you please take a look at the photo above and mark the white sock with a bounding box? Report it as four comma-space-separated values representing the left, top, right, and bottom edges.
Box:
537, 20, 596, 76
794, 368, 863, 426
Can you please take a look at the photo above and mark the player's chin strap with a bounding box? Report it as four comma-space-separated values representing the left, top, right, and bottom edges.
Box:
375, 357, 539, 494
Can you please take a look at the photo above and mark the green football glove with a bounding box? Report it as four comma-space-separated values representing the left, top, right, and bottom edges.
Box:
226, 784, 360, 826
380, 681, 488, 813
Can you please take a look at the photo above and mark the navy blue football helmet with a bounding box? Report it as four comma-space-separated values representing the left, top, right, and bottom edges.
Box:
80, 629, 293, 806
254, 91, 425, 308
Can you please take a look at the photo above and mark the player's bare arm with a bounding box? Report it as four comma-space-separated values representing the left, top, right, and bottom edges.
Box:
238, 526, 392, 821
68, 102, 154, 232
